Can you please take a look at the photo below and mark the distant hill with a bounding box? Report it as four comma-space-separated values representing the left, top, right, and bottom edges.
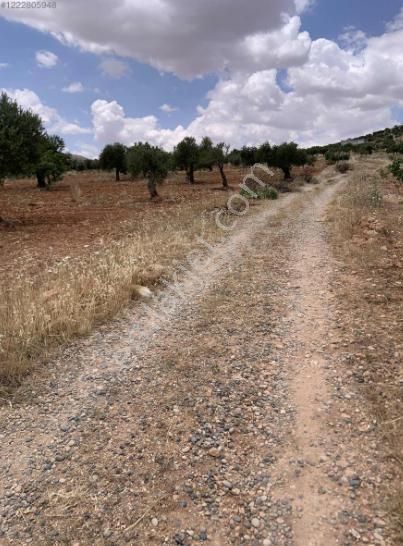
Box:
69, 153, 90, 163
307, 124, 403, 155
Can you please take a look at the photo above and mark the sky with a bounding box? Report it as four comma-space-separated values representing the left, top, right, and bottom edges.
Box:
0, 0, 402, 158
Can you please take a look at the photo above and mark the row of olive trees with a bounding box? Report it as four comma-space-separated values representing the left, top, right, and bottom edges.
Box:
0, 92, 68, 189
1, 90, 311, 197
99, 138, 310, 199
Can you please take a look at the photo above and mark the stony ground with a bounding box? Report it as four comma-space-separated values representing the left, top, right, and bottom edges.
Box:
0, 170, 399, 545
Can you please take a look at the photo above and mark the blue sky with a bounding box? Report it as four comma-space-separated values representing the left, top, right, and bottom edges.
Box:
302, 0, 403, 40
1, 0, 402, 154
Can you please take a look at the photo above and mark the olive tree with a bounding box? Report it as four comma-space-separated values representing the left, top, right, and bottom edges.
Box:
36, 134, 67, 189
99, 142, 127, 181
198, 137, 230, 188
0, 92, 45, 185
268, 142, 307, 179
173, 136, 199, 183
240, 146, 258, 168
127, 142, 170, 199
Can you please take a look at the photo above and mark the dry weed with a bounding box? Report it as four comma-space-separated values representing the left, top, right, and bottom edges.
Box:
0, 192, 230, 386
328, 163, 403, 542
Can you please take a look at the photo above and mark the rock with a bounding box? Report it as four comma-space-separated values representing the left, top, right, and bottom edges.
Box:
350, 528, 361, 540
208, 447, 221, 458
251, 518, 260, 529
151, 518, 158, 527
103, 528, 112, 538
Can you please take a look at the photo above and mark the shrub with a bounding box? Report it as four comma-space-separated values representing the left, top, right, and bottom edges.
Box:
388, 160, 403, 183
260, 186, 279, 199
336, 161, 351, 174
325, 148, 350, 163
240, 185, 278, 200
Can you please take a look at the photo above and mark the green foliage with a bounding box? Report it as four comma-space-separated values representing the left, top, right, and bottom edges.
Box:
67, 156, 100, 171
388, 160, 403, 183
306, 145, 326, 156
268, 142, 307, 179
173, 136, 199, 183
198, 137, 230, 187
356, 144, 374, 156
36, 135, 67, 189
256, 141, 272, 164
240, 185, 278, 200
227, 149, 241, 166
0, 92, 45, 181
127, 142, 170, 198
240, 146, 258, 167
325, 147, 351, 163
198, 136, 215, 170
99, 142, 127, 180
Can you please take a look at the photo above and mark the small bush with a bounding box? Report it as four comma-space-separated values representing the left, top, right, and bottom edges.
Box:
388, 160, 403, 183
240, 185, 278, 200
259, 186, 279, 200
336, 161, 351, 174
325, 149, 350, 163
369, 180, 383, 208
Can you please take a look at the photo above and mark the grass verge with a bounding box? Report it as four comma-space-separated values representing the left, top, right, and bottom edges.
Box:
328, 163, 402, 543
0, 191, 234, 389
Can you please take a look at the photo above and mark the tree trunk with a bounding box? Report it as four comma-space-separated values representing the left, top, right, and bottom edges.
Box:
147, 178, 159, 200
218, 164, 228, 189
187, 165, 195, 184
36, 172, 47, 189
282, 166, 292, 180
115, 168, 120, 181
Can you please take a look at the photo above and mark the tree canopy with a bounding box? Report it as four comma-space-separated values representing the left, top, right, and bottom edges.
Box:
127, 142, 170, 199
173, 137, 199, 183
99, 142, 127, 181
35, 134, 67, 189
268, 142, 308, 179
0, 92, 46, 183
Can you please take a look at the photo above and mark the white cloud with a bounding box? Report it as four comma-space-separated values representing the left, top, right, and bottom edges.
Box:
68, 143, 100, 159
62, 81, 84, 93
295, 0, 315, 13
386, 7, 403, 32
288, 30, 403, 104
160, 103, 178, 113
35, 50, 58, 68
89, 19, 403, 149
99, 58, 129, 79
338, 26, 367, 53
91, 99, 186, 149
4, 0, 309, 78
3, 88, 91, 135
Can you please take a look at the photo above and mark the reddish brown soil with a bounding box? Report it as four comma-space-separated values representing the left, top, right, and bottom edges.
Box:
0, 170, 239, 277
0, 162, 325, 278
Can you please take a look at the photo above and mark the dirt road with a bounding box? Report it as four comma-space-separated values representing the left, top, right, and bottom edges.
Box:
0, 175, 393, 545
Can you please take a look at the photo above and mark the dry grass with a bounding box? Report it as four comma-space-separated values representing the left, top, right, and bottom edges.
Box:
0, 186, 233, 388
328, 160, 403, 543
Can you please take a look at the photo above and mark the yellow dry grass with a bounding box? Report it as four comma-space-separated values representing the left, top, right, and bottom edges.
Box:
0, 190, 232, 387
328, 158, 403, 543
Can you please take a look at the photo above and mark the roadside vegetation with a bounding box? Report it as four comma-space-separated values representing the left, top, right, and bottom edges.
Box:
328, 159, 403, 542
